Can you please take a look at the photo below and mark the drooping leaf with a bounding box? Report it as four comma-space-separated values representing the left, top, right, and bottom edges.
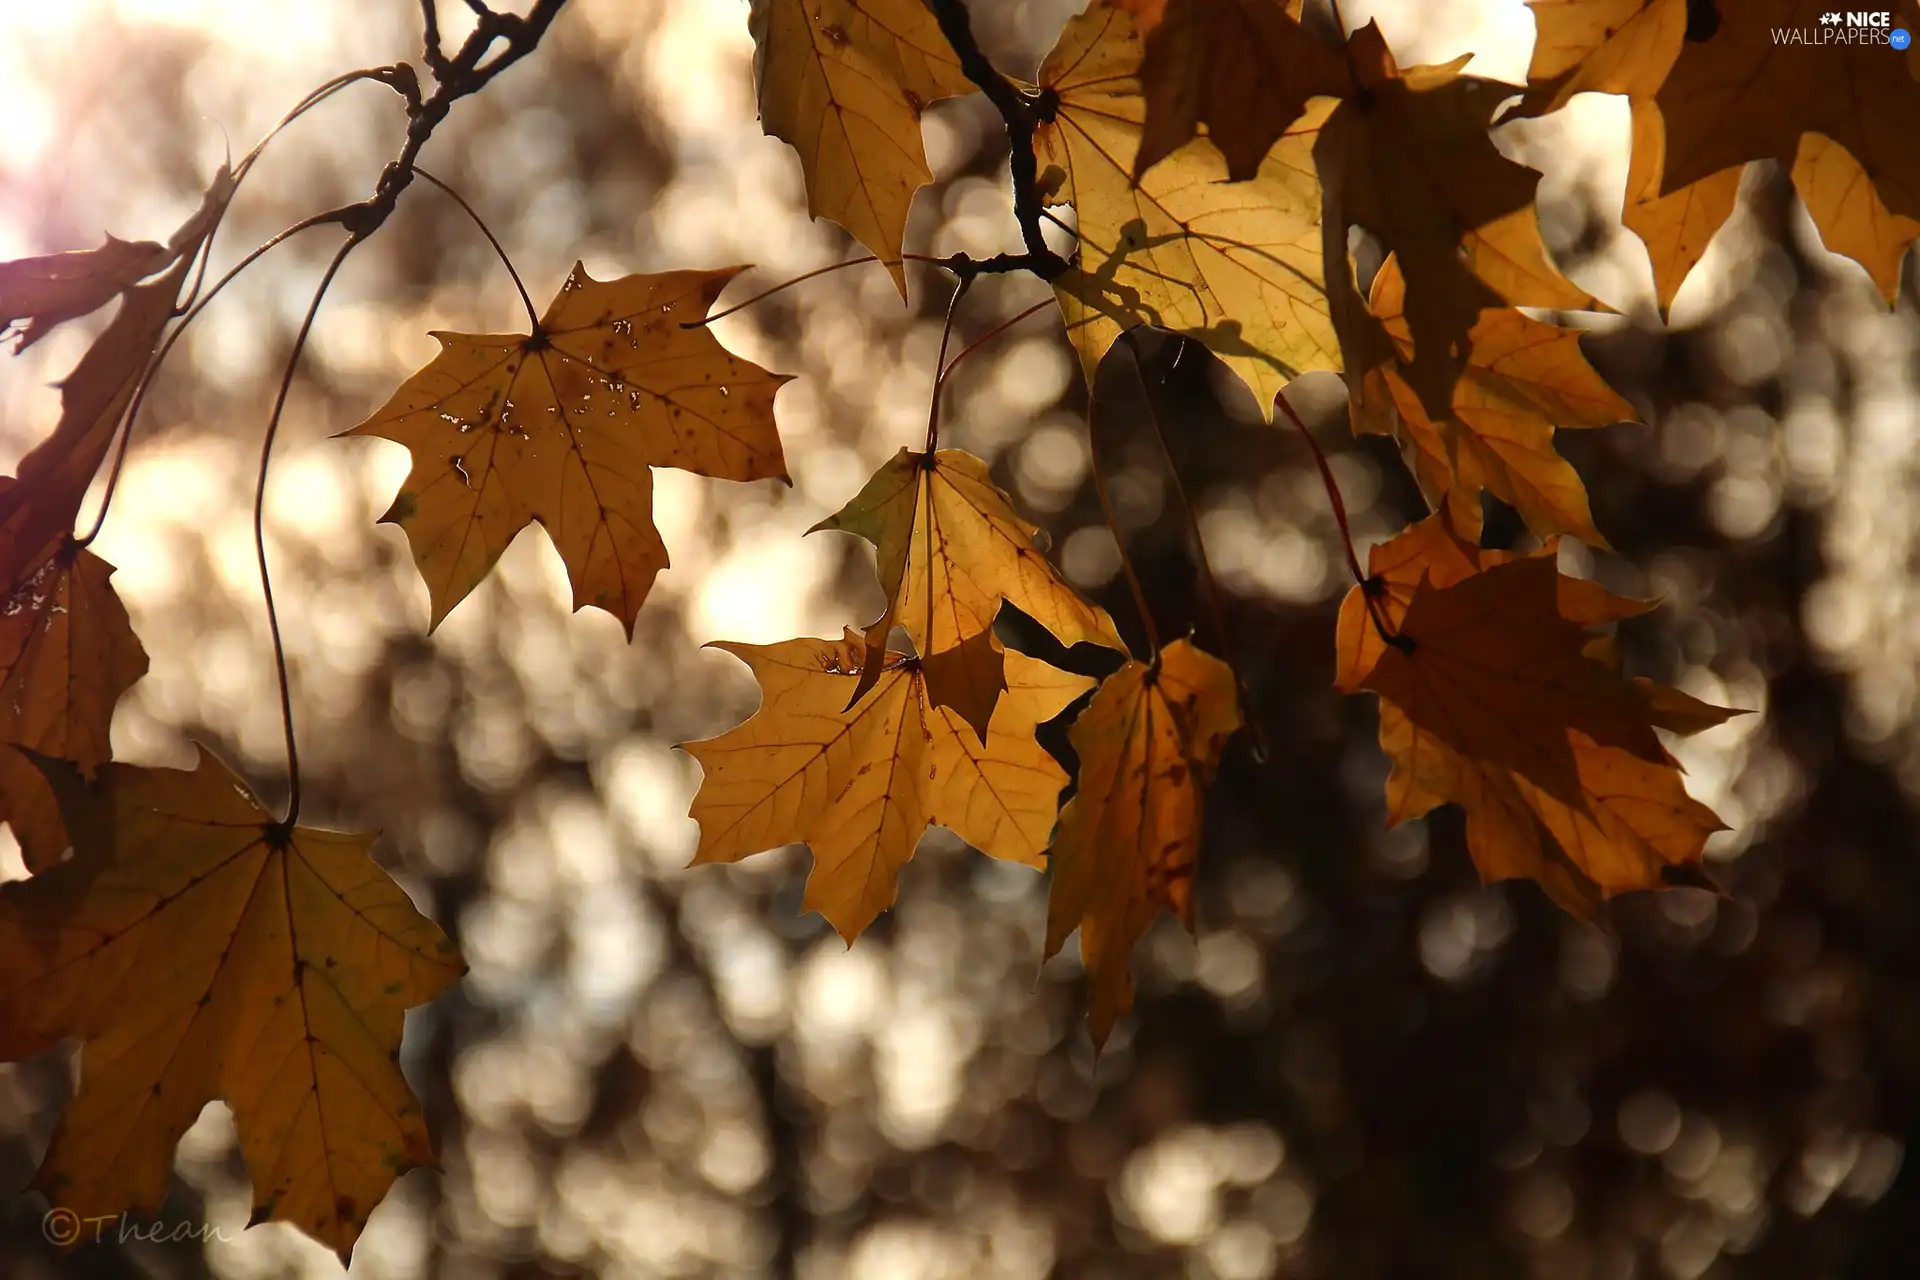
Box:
1461, 207, 1611, 312
1509, 0, 1686, 118
1116, 0, 1351, 183
1621, 97, 1743, 318
749, 0, 976, 293
0, 163, 232, 354
1044, 638, 1239, 1047
344, 265, 791, 636
1649, 0, 1920, 298
0, 237, 170, 353
0, 531, 147, 871
1315, 22, 1541, 421
1350, 255, 1633, 545
811, 447, 1123, 740
683, 629, 1094, 942
1335, 514, 1737, 914
0, 749, 465, 1262
1037, 1, 1339, 416
1793, 131, 1920, 304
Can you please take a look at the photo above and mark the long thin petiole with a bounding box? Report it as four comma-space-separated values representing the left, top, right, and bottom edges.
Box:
923, 276, 972, 453
1274, 387, 1397, 645
937, 298, 1055, 387
1088, 396, 1159, 661
74, 208, 348, 549
1125, 332, 1267, 758
683, 256, 892, 329
256, 234, 357, 829
415, 166, 539, 329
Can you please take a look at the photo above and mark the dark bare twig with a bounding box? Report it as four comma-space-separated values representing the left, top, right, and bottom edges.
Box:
925, 0, 1069, 282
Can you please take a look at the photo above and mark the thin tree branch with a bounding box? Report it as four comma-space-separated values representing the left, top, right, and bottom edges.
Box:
925, 0, 1069, 282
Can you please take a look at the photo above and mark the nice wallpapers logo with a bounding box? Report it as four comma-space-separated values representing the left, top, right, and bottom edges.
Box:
1776, 10, 1912, 45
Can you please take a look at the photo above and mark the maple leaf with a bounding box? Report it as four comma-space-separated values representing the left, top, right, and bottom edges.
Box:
811, 447, 1123, 740
1646, 0, 1920, 297
1621, 97, 1743, 318
1037, 1, 1339, 417
1315, 22, 1542, 420
1461, 207, 1611, 313
0, 533, 147, 872
1793, 132, 1920, 304
0, 163, 233, 354
683, 628, 1094, 942
1335, 514, 1737, 914
749, 0, 976, 293
345, 265, 791, 636
1044, 638, 1239, 1047
1114, 0, 1352, 183
1350, 255, 1633, 546
0, 748, 465, 1262
1509, 0, 1686, 119
0, 237, 170, 353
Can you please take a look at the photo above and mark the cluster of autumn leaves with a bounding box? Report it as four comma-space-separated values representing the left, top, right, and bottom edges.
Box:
0, 0, 1915, 1262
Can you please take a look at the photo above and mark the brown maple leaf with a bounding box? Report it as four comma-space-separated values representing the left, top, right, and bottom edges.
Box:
1044, 638, 1240, 1046
683, 629, 1095, 942
344, 264, 791, 636
1509, 0, 1687, 119
1315, 22, 1542, 421
0, 749, 465, 1263
750, 0, 976, 293
1335, 513, 1738, 914
1115, 0, 1352, 183
811, 447, 1123, 740
1350, 254, 1634, 546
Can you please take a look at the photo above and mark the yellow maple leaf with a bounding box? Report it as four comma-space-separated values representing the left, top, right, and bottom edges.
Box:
1044, 638, 1239, 1046
750, 0, 977, 293
1621, 97, 1744, 318
811, 447, 1123, 740
683, 628, 1094, 942
1335, 514, 1737, 914
1511, 0, 1687, 118
0, 749, 465, 1262
1351, 255, 1634, 545
1037, 1, 1339, 417
344, 264, 791, 636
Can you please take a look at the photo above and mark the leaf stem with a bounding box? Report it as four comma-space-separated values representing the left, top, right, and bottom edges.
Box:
1274, 387, 1397, 644
1126, 333, 1267, 759
923, 276, 972, 453
255, 235, 356, 827
683, 255, 890, 329
74, 210, 345, 549
937, 297, 1055, 386
415, 166, 539, 330
1088, 397, 1159, 661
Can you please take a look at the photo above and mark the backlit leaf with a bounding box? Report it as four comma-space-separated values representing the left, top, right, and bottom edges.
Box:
0, 749, 465, 1263
344, 265, 791, 636
683, 629, 1094, 942
1044, 638, 1239, 1046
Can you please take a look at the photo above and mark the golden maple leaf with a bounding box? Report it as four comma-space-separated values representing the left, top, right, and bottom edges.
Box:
0, 749, 465, 1262
1511, 0, 1687, 118
1114, 0, 1352, 183
1037, 1, 1339, 417
811, 447, 1123, 740
1621, 97, 1744, 318
749, 0, 976, 293
1045, 637, 1240, 1047
683, 628, 1094, 942
1350, 255, 1634, 546
1335, 513, 1737, 914
344, 264, 791, 636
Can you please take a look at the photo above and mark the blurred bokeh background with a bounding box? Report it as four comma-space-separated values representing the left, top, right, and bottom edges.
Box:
0, 0, 1916, 1276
